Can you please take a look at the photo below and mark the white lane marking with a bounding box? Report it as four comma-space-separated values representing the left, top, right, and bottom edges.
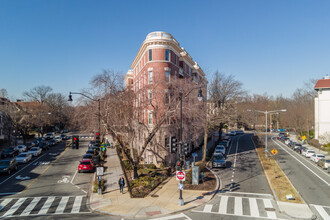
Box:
2, 198, 27, 217
70, 170, 78, 184
203, 204, 213, 212
234, 197, 243, 215
55, 196, 69, 214
0, 198, 12, 211
38, 196, 55, 215
20, 197, 41, 216
150, 213, 192, 220
0, 153, 47, 185
314, 205, 330, 220
218, 196, 228, 214
224, 191, 273, 197
249, 198, 260, 217
263, 198, 273, 209
71, 196, 83, 213
272, 138, 330, 187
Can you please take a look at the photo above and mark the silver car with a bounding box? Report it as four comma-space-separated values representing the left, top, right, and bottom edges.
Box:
28, 147, 42, 157
14, 145, 27, 153
212, 153, 226, 168
16, 153, 32, 163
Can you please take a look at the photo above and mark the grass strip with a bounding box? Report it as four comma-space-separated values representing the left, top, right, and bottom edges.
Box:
256, 148, 303, 203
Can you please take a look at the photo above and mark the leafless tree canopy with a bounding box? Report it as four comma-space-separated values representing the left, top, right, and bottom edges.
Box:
23, 85, 53, 104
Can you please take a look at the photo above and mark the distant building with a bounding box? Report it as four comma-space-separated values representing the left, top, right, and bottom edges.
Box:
314, 75, 330, 144
124, 31, 207, 165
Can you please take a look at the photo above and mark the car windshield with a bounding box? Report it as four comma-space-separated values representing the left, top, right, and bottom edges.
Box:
30, 148, 38, 151
0, 161, 10, 166
214, 155, 224, 160
317, 155, 325, 158
17, 154, 27, 157
83, 154, 92, 158
81, 161, 91, 165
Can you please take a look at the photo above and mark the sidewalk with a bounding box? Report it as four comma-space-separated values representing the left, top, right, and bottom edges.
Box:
89, 136, 218, 218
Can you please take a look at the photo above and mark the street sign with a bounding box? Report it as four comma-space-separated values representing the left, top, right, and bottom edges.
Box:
97, 176, 102, 182
178, 183, 183, 190
271, 148, 278, 155
302, 135, 306, 140
96, 167, 104, 176
176, 171, 186, 181
192, 153, 198, 157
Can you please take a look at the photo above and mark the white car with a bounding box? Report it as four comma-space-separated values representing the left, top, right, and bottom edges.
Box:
310, 154, 325, 163
215, 145, 226, 155
54, 136, 62, 143
14, 145, 27, 153
28, 147, 42, 157
16, 153, 32, 163
230, 131, 236, 136
285, 139, 291, 145
305, 150, 315, 158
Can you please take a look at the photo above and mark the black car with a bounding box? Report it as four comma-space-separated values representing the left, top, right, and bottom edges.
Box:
82, 153, 93, 160
38, 142, 49, 151
0, 158, 18, 175
47, 139, 56, 146
2, 148, 19, 158
86, 149, 96, 155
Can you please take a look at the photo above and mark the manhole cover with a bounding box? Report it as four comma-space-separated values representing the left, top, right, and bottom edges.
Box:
151, 194, 159, 198
265, 208, 275, 211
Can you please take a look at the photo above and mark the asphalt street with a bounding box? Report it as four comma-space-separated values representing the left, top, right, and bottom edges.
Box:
270, 136, 330, 219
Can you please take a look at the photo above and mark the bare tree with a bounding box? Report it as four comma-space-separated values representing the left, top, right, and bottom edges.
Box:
23, 86, 53, 104
0, 89, 8, 98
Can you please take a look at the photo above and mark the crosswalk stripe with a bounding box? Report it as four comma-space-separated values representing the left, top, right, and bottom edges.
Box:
218, 196, 228, 214
2, 198, 27, 217
55, 196, 69, 214
249, 198, 259, 217
71, 196, 83, 213
0, 199, 12, 211
203, 204, 213, 212
234, 197, 243, 215
314, 205, 330, 220
38, 196, 55, 215
266, 211, 277, 219
20, 197, 41, 216
263, 198, 273, 209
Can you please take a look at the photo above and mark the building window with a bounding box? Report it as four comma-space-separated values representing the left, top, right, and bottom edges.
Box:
149, 49, 152, 61
165, 49, 170, 61
148, 71, 153, 84
148, 111, 153, 125
165, 71, 170, 83
165, 91, 170, 105
148, 90, 153, 104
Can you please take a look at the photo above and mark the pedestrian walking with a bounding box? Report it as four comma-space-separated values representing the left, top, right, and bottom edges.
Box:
118, 176, 125, 193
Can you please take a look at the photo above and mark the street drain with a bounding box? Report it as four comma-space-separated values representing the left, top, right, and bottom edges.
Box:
265, 208, 275, 211
151, 194, 159, 198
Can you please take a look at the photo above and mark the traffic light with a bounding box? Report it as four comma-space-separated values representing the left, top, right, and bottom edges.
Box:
72, 136, 79, 149
176, 160, 183, 170
170, 137, 177, 153
95, 132, 100, 147
183, 142, 189, 156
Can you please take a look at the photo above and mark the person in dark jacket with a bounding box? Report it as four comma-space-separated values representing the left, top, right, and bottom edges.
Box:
118, 176, 125, 193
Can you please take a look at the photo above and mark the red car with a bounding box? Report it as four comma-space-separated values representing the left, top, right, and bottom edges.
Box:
78, 159, 94, 173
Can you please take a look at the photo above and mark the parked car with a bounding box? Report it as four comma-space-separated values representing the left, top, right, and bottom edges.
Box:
86, 149, 96, 155
47, 139, 56, 146
237, 130, 244, 135
2, 148, 19, 158
82, 153, 94, 160
38, 142, 49, 151
89, 141, 96, 147
229, 131, 236, 136
25, 142, 35, 150
293, 143, 302, 151
78, 159, 95, 173
28, 147, 42, 157
317, 158, 330, 169
295, 146, 304, 154
215, 145, 226, 155
16, 153, 32, 163
218, 141, 229, 148
284, 139, 291, 145
60, 134, 67, 140
310, 154, 325, 163
0, 158, 18, 174
212, 153, 226, 168
14, 145, 27, 153
45, 132, 55, 140
305, 150, 315, 158
54, 136, 62, 143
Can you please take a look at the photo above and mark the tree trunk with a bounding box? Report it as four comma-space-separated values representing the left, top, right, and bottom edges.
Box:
133, 164, 138, 179
202, 128, 208, 162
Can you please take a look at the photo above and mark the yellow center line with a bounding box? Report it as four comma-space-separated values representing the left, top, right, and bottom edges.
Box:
20, 146, 70, 194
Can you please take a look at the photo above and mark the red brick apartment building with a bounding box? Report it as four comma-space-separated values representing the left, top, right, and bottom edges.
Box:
124, 31, 207, 165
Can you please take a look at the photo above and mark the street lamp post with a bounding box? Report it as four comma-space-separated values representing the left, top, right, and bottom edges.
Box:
178, 86, 203, 206
68, 92, 101, 133
247, 109, 286, 158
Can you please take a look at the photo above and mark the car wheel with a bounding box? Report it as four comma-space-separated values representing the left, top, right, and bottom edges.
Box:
7, 169, 11, 175
78, 170, 81, 173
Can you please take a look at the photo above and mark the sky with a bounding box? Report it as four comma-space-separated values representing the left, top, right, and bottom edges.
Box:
1, 0, 329, 101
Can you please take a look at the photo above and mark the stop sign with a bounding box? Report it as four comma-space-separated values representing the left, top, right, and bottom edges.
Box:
176, 171, 186, 181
